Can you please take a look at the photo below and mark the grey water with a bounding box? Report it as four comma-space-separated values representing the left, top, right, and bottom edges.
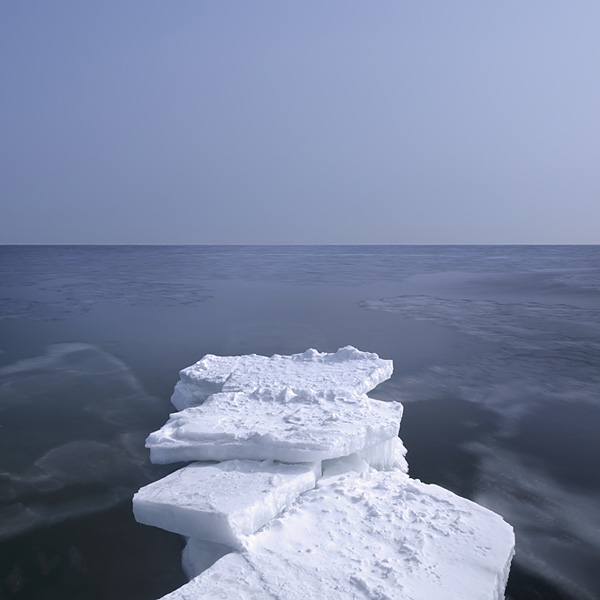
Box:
0, 245, 599, 600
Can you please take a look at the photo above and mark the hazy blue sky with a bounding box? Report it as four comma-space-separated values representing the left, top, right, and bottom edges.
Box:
1, 2, 599, 244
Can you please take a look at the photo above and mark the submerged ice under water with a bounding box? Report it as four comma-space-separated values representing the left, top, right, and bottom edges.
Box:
0, 245, 599, 600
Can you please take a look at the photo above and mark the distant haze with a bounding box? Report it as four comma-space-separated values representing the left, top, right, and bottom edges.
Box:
1, 1, 599, 244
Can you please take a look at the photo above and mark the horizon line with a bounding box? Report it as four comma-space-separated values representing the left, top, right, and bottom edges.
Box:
1, 242, 599, 247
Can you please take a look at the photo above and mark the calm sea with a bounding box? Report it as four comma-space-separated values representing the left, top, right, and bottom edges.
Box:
1, 245, 599, 600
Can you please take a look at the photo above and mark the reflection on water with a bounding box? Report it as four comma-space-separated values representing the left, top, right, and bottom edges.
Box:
0, 245, 599, 599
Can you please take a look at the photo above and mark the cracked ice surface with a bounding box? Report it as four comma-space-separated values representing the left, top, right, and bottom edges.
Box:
132, 460, 320, 548
147, 388, 402, 464
172, 346, 393, 409
164, 471, 514, 600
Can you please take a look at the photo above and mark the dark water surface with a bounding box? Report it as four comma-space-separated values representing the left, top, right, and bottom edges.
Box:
1, 245, 599, 600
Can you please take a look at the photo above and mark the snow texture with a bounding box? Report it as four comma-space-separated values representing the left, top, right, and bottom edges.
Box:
160, 553, 274, 600
132, 460, 320, 548
172, 346, 393, 409
164, 471, 514, 600
134, 346, 514, 600
147, 388, 402, 464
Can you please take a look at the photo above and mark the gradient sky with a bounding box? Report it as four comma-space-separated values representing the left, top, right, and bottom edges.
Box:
1, 1, 599, 244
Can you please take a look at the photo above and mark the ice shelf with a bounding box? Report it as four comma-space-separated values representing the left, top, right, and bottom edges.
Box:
134, 347, 514, 600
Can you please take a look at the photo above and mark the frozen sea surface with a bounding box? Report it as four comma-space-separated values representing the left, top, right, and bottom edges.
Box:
1, 245, 599, 599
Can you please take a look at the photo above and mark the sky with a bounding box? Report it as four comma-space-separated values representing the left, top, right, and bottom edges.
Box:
1, 1, 599, 244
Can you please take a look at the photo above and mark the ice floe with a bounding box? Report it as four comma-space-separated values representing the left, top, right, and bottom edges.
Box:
133, 460, 320, 548
172, 346, 393, 409
134, 346, 514, 599
148, 388, 402, 464
169, 471, 514, 600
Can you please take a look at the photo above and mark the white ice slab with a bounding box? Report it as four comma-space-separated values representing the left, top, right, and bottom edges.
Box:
171, 381, 214, 412
320, 437, 408, 475
359, 435, 408, 472
133, 460, 320, 548
321, 453, 371, 478
173, 355, 262, 409
172, 346, 393, 409
164, 470, 514, 600
182, 539, 231, 580
147, 388, 403, 464
160, 553, 273, 600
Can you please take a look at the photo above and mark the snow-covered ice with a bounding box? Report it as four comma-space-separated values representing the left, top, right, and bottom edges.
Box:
132, 460, 320, 548
172, 355, 251, 409
160, 553, 272, 600
134, 346, 514, 600
148, 388, 402, 464
172, 346, 393, 409
161, 471, 514, 600
182, 538, 231, 580
358, 434, 408, 472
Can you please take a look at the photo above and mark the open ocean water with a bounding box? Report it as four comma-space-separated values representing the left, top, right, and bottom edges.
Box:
0, 244, 599, 600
